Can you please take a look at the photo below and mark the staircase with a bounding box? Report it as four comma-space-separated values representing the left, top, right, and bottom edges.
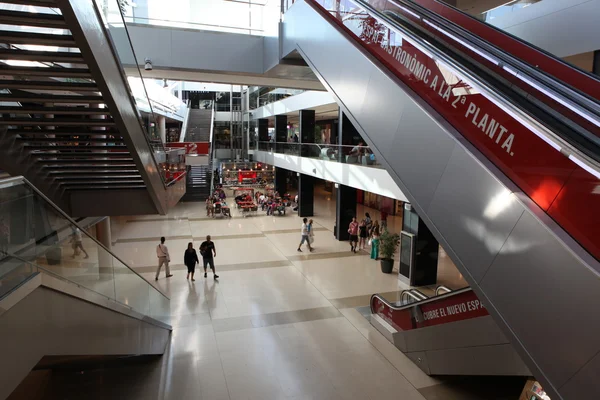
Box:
184, 108, 212, 142
183, 160, 212, 201
0, 0, 176, 216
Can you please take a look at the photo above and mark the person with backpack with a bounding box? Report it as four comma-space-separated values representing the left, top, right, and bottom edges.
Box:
200, 235, 219, 279
184, 242, 199, 281
155, 236, 173, 281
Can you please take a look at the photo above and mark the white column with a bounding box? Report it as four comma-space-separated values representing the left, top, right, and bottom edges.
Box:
157, 115, 166, 143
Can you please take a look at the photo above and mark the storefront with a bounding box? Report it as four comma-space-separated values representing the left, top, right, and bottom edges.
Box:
356, 189, 402, 216
220, 162, 274, 186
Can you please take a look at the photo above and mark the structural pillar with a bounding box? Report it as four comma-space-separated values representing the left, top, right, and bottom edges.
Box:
275, 167, 287, 196
401, 205, 439, 286
274, 114, 287, 152
299, 109, 315, 157
298, 174, 315, 217
593, 50, 600, 76
157, 115, 166, 143
96, 217, 113, 278
335, 184, 356, 241
258, 118, 269, 144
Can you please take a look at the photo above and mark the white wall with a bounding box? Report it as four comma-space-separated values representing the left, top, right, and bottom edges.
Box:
251, 91, 335, 119
254, 150, 409, 201
489, 0, 600, 58
115, 24, 265, 73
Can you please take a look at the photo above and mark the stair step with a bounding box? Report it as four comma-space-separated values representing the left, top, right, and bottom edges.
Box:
0, 105, 110, 115
0, 0, 57, 7
18, 137, 123, 143
48, 169, 138, 175
1, 118, 115, 126
0, 79, 98, 91
42, 163, 137, 168
10, 128, 119, 135
0, 48, 84, 63
0, 9, 66, 29
24, 145, 127, 150
64, 184, 147, 190
0, 93, 104, 104
0, 30, 76, 47
57, 177, 144, 183
0, 65, 92, 78
31, 152, 133, 158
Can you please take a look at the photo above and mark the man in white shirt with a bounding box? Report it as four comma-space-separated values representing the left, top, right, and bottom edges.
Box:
297, 218, 314, 252
155, 236, 173, 281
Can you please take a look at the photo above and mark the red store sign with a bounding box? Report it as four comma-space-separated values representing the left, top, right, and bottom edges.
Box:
167, 142, 210, 155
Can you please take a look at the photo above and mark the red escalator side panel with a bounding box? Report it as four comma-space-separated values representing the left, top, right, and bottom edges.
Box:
371, 290, 488, 332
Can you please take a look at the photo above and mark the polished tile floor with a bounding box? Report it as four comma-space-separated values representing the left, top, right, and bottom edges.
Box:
40, 187, 469, 400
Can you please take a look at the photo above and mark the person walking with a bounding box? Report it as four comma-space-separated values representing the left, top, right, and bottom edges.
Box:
297, 217, 314, 252
380, 210, 388, 231
358, 219, 368, 250
71, 227, 89, 259
200, 235, 219, 279
365, 212, 373, 232
155, 236, 173, 280
308, 218, 315, 248
370, 222, 381, 260
184, 242, 199, 281
348, 217, 359, 253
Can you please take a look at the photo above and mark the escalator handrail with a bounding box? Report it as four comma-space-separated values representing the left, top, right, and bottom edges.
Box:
370, 286, 471, 314
383, 0, 600, 139
405, 0, 600, 104
348, 0, 600, 174
435, 285, 452, 296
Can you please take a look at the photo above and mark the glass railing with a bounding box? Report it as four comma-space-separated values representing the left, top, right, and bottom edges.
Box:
257, 141, 383, 167
248, 87, 306, 110
116, 0, 281, 36
0, 177, 171, 326
482, 0, 541, 22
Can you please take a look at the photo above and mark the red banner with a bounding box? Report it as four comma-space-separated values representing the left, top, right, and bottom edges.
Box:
310, 0, 600, 260
167, 142, 210, 155
371, 289, 488, 332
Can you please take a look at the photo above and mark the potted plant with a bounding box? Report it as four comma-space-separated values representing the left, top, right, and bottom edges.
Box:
379, 230, 399, 274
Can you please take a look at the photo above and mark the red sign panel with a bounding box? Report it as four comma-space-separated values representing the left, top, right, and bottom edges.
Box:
309, 0, 600, 261
167, 142, 210, 155
371, 289, 488, 332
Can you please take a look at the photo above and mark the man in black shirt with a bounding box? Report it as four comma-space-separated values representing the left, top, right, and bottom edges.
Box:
200, 235, 219, 279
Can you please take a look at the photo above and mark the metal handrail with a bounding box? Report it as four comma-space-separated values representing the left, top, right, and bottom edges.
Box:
410, 288, 428, 300
435, 285, 452, 296
400, 289, 423, 304
373, 286, 471, 313
0, 176, 170, 301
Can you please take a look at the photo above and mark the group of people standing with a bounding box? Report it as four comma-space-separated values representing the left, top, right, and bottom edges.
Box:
348, 212, 383, 260
155, 236, 219, 282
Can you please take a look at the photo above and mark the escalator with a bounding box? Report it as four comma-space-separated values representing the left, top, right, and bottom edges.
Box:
282, 1, 600, 399
0, 0, 185, 217
370, 287, 531, 376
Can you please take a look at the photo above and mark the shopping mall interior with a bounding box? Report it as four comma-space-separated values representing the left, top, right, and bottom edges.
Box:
1, 0, 600, 399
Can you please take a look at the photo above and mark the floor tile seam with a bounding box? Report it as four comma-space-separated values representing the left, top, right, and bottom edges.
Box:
341, 308, 429, 396
115, 235, 192, 244
191, 233, 266, 240
125, 217, 189, 223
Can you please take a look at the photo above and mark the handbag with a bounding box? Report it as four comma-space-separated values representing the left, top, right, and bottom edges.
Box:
367, 238, 372, 246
